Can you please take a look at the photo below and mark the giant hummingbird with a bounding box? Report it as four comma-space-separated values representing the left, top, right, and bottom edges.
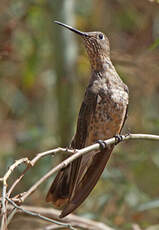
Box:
46, 21, 129, 218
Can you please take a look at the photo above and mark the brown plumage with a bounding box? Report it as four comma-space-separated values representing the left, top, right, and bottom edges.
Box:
46, 21, 129, 218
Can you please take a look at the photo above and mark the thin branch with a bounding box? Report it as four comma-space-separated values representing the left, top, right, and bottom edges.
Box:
0, 133, 159, 230
12, 133, 159, 203
6, 208, 17, 226
6, 198, 76, 230
44, 226, 65, 230
1, 184, 7, 230
0, 158, 31, 230
31, 147, 74, 165
0, 148, 74, 229
44, 226, 66, 230
7, 204, 114, 230
3, 158, 31, 183
8, 148, 74, 197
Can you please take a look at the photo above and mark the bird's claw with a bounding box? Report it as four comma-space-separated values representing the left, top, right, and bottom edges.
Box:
96, 140, 107, 150
114, 135, 123, 145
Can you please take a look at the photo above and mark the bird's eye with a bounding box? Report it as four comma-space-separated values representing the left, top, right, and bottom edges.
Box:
99, 33, 104, 40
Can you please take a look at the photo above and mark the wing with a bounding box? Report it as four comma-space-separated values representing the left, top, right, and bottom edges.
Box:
60, 104, 129, 218
46, 87, 98, 207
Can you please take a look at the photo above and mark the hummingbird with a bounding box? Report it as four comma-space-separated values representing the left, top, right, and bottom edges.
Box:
46, 21, 129, 218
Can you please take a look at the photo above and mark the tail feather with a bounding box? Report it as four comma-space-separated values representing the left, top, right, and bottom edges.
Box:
46, 166, 71, 207
60, 147, 113, 218
46, 146, 114, 218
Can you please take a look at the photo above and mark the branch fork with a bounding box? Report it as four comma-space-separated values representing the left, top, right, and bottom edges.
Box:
0, 133, 159, 230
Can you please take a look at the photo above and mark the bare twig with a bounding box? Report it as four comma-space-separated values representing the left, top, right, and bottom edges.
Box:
0, 133, 159, 230
8, 148, 74, 197
6, 198, 76, 230
1, 184, 7, 230
1, 158, 31, 196
7, 204, 114, 230
0, 148, 74, 229
44, 226, 66, 230
0, 158, 31, 230
13, 133, 159, 203
6, 208, 17, 226
31, 147, 74, 165
44, 226, 65, 230
3, 158, 31, 183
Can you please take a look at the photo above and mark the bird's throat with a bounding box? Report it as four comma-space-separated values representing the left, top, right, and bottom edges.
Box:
89, 55, 110, 72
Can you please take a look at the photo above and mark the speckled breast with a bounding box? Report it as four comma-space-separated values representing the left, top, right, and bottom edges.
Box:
86, 84, 128, 146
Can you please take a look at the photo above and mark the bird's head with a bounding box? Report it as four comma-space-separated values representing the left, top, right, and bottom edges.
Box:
54, 21, 110, 71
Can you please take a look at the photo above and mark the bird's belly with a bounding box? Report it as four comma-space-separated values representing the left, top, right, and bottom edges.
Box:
78, 93, 127, 184
86, 96, 127, 146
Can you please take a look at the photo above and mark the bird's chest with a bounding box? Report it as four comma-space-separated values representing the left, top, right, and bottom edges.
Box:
86, 86, 128, 145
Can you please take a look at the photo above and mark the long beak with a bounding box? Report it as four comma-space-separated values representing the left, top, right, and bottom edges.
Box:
54, 21, 88, 37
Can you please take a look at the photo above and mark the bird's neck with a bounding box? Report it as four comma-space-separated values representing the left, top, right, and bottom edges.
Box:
90, 55, 111, 72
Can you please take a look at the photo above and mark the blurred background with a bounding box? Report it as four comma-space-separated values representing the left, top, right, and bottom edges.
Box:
0, 0, 159, 229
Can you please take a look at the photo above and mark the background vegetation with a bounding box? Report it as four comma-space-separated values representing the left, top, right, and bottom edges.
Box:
0, 0, 159, 229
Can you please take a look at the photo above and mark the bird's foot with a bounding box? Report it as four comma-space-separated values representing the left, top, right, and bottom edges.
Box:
96, 140, 107, 150
125, 132, 130, 138
114, 135, 123, 145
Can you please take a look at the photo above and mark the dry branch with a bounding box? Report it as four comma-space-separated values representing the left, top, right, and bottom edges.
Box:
0, 133, 159, 230
7, 204, 114, 230
12, 134, 159, 204
0, 158, 31, 230
6, 198, 76, 230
